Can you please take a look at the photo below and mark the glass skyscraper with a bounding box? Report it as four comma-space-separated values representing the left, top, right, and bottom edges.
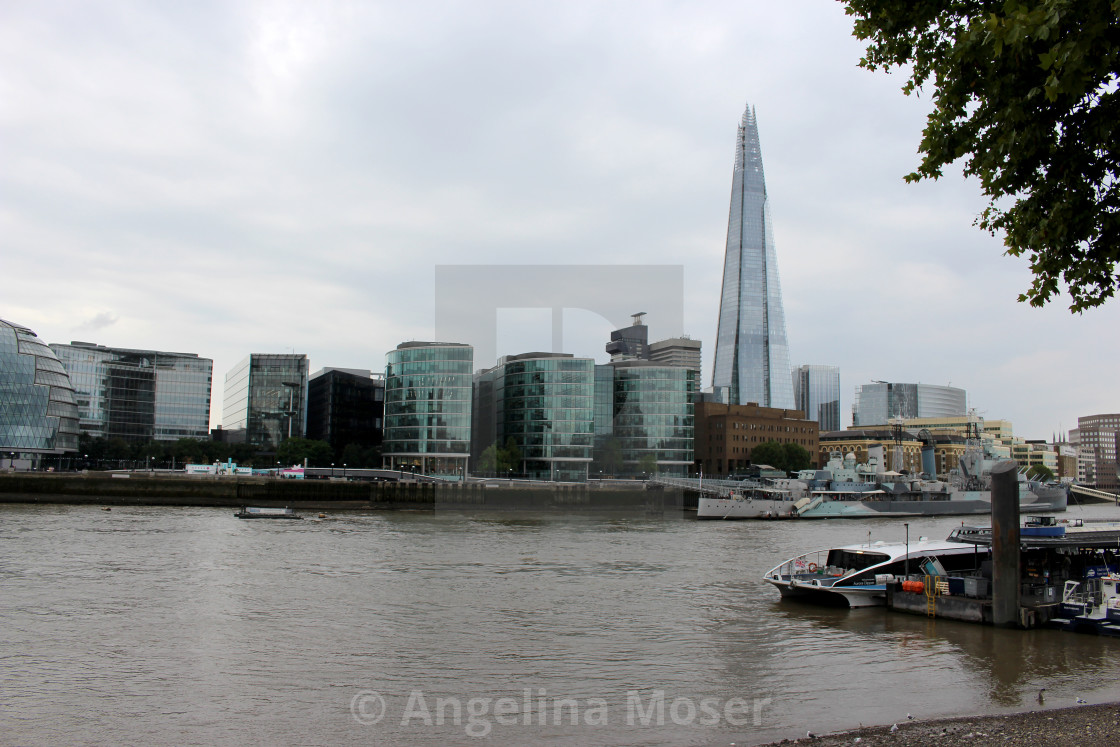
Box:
222, 354, 309, 451
793, 364, 841, 433
1, 318, 80, 455
383, 342, 472, 478
51, 341, 212, 442
712, 104, 794, 409
608, 361, 697, 476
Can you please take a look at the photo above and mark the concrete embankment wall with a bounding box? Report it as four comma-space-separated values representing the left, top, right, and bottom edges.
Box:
0, 473, 690, 513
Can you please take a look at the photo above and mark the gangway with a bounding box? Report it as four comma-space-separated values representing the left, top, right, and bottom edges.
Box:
647, 475, 762, 498
1071, 484, 1120, 504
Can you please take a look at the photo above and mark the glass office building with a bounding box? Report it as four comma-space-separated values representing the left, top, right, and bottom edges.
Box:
1, 318, 80, 455
222, 354, 309, 451
383, 342, 472, 478
306, 368, 384, 454
608, 361, 697, 476
51, 341, 212, 442
712, 104, 794, 409
474, 353, 594, 482
852, 382, 967, 427
793, 364, 841, 432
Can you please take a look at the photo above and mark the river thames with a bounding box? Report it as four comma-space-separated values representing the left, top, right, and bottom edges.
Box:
3, 502, 1119, 745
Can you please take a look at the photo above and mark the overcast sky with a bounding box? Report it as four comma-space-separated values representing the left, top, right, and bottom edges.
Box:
3, 1, 1116, 439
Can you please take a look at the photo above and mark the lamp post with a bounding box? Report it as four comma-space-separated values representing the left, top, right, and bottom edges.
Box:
331, 462, 335, 478
343, 463, 347, 479
905, 522, 910, 579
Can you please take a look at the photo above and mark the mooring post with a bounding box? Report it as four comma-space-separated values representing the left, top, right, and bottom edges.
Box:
990, 460, 1021, 627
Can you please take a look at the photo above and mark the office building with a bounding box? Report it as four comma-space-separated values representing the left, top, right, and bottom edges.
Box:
0, 318, 79, 456
694, 401, 817, 476
793, 364, 841, 432
382, 342, 472, 478
711, 104, 794, 409
221, 354, 309, 451
51, 341, 212, 442
306, 368, 384, 454
1074, 413, 1120, 491
473, 353, 595, 481
648, 337, 702, 371
603, 361, 697, 477
852, 382, 967, 427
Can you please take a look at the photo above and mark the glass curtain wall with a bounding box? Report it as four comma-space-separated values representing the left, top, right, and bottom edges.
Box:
609, 363, 697, 476
494, 355, 594, 482
222, 354, 309, 451
0, 319, 80, 456
383, 343, 473, 479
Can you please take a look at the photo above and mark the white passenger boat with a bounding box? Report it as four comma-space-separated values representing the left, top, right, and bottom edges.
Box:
696, 482, 806, 519
764, 538, 990, 607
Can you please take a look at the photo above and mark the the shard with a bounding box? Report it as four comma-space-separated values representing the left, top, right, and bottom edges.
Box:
711, 104, 794, 409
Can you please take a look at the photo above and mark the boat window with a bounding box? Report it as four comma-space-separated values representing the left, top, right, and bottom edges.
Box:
825, 550, 889, 572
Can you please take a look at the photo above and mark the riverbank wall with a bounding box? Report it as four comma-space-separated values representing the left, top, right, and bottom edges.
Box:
0, 473, 692, 514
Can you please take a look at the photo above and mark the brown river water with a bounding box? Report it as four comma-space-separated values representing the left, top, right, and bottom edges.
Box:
3, 502, 1119, 745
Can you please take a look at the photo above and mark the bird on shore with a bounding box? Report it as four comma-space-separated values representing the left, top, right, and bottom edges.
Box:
1076, 697, 1088, 704
906, 713, 914, 720
806, 730, 816, 739
890, 723, 899, 732
1038, 687, 1046, 705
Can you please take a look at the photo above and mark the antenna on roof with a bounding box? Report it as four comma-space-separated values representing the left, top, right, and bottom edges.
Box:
631, 312, 647, 326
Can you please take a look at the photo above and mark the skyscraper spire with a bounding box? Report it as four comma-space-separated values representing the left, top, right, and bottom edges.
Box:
711, 103, 794, 408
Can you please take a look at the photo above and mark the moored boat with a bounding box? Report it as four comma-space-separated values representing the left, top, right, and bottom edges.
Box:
235, 506, 303, 520
764, 538, 990, 607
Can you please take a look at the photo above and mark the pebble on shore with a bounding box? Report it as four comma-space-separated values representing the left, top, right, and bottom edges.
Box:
764, 702, 1120, 747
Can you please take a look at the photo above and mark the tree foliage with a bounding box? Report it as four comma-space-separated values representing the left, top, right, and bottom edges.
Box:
749, 441, 788, 472
842, 0, 1120, 311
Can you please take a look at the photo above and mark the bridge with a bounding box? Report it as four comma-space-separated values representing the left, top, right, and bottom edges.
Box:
1070, 484, 1120, 504
647, 475, 760, 497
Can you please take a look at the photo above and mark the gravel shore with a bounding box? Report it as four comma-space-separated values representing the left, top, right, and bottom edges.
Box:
763, 702, 1120, 747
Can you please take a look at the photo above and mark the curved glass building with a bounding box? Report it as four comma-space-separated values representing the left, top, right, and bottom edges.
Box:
0, 318, 80, 458
712, 104, 794, 409
474, 353, 594, 482
609, 362, 697, 476
383, 342, 473, 478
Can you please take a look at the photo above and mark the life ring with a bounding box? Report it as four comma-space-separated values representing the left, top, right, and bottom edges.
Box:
807, 562, 818, 573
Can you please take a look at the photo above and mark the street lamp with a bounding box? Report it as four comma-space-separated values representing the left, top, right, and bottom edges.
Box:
331, 462, 335, 477
343, 463, 347, 479
905, 523, 910, 579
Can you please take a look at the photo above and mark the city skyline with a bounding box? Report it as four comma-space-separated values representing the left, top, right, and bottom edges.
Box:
3, 2, 1117, 440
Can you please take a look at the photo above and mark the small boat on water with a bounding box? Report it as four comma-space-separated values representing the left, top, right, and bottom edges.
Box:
235, 506, 303, 520
764, 538, 990, 607
1052, 571, 1120, 636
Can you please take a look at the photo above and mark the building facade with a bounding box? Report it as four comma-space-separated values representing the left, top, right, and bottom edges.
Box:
221, 354, 309, 451
51, 341, 212, 443
1, 318, 80, 457
694, 401, 818, 476
792, 364, 841, 432
382, 342, 472, 478
473, 353, 594, 481
1075, 414, 1120, 491
711, 104, 794, 410
852, 382, 967, 427
648, 337, 702, 371
605, 361, 697, 477
306, 368, 384, 455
